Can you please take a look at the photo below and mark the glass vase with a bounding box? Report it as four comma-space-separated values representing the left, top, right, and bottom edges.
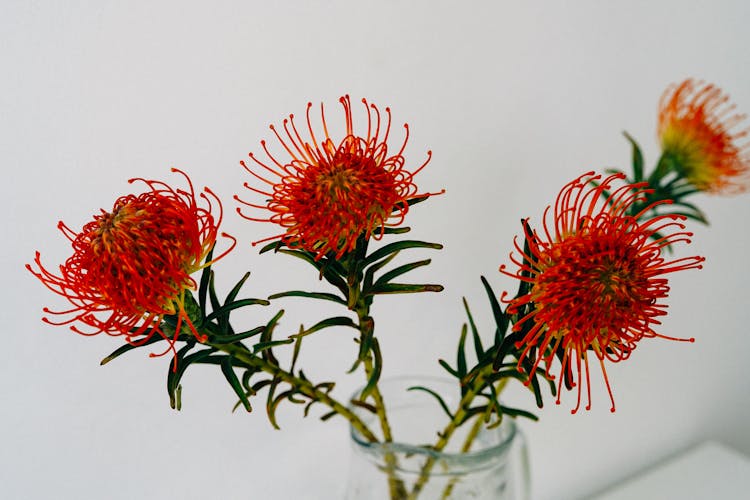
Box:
343, 377, 531, 500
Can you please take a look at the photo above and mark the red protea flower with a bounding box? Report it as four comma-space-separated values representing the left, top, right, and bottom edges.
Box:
658, 79, 750, 193
500, 172, 704, 413
27, 168, 235, 362
236, 95, 439, 259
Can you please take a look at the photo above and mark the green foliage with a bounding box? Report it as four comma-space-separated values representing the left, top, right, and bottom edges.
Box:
261, 229, 444, 397
605, 132, 711, 227
100, 250, 348, 426
430, 276, 556, 430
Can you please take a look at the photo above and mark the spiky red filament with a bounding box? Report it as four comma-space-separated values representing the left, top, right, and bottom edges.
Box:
27, 169, 236, 366
659, 79, 750, 193
236, 95, 441, 259
500, 172, 704, 413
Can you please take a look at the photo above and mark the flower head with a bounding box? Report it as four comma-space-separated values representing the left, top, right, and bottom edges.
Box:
27, 169, 235, 361
500, 172, 704, 413
236, 95, 439, 259
658, 79, 750, 193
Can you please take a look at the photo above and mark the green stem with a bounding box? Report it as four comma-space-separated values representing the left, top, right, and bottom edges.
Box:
212, 342, 379, 443
439, 382, 505, 499
408, 365, 494, 499
355, 310, 405, 498
346, 238, 404, 499
356, 314, 394, 441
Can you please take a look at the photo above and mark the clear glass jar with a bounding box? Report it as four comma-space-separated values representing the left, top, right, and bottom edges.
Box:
344, 377, 531, 500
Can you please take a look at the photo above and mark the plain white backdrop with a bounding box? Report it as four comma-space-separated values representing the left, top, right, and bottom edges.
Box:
2, 1, 750, 499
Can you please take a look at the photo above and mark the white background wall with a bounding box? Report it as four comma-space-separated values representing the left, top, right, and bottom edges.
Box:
2, 1, 749, 499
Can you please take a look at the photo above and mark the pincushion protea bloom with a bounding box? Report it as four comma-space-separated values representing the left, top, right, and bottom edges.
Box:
27, 169, 235, 362
658, 79, 750, 193
236, 95, 440, 259
500, 172, 704, 413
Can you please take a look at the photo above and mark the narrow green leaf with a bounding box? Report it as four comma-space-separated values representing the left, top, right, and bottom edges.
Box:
350, 399, 377, 414
267, 290, 347, 305
458, 406, 488, 426
290, 330, 303, 373
257, 240, 285, 254
493, 330, 523, 370
367, 283, 444, 295
268, 389, 298, 429
251, 379, 273, 392
485, 369, 527, 384
480, 276, 509, 344
259, 310, 285, 365
462, 298, 484, 361
438, 359, 460, 378
314, 381, 335, 393
319, 410, 338, 421
374, 226, 412, 236
292, 316, 358, 339
209, 325, 265, 344
355, 316, 374, 364
372, 259, 432, 288
276, 249, 348, 295
487, 383, 502, 415
265, 377, 281, 430
224, 272, 251, 305
359, 338, 383, 400
253, 339, 294, 353
408, 385, 454, 420
528, 367, 544, 408
516, 222, 535, 300
167, 346, 215, 409
198, 246, 215, 319
204, 298, 270, 324
456, 324, 468, 378
363, 251, 399, 291
242, 367, 258, 393
207, 271, 224, 332
362, 240, 443, 267
500, 405, 539, 421
207, 271, 221, 314
100, 334, 166, 365
167, 343, 193, 410
189, 355, 227, 366
623, 131, 644, 182
220, 357, 252, 412
173, 385, 182, 411
670, 199, 709, 222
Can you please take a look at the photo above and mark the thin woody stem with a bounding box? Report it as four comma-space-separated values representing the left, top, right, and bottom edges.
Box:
355, 310, 405, 498
346, 238, 406, 499
212, 342, 378, 443
356, 314, 395, 442
408, 364, 495, 499
439, 382, 505, 499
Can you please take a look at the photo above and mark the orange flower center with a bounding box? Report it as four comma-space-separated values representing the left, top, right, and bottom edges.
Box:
85, 196, 200, 314
280, 139, 404, 251
532, 229, 652, 346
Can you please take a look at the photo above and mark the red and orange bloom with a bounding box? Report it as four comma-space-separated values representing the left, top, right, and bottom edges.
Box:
500, 172, 704, 413
658, 79, 750, 193
236, 95, 439, 260
27, 169, 235, 362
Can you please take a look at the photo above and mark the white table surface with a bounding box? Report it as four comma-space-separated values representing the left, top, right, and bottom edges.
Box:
587, 441, 750, 500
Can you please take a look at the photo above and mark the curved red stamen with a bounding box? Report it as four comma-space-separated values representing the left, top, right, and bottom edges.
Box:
500, 172, 704, 412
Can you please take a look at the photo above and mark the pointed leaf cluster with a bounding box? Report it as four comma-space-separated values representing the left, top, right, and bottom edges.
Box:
431, 276, 557, 429
605, 133, 708, 225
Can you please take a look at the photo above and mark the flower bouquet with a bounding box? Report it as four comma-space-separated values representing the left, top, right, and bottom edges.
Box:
27, 79, 747, 499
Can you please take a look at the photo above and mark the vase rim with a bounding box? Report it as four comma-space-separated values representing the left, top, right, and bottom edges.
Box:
347, 375, 520, 474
